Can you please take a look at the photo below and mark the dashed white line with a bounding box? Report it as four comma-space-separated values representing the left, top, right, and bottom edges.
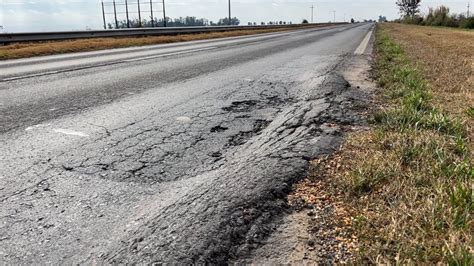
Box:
53, 128, 89, 137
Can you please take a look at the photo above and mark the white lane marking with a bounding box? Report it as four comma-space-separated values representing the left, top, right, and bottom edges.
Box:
53, 128, 89, 137
354, 29, 373, 55
25, 124, 47, 131
176, 116, 192, 123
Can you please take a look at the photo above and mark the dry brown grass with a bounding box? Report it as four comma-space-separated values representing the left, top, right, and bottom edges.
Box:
291, 24, 473, 264
382, 23, 473, 143
0, 26, 323, 60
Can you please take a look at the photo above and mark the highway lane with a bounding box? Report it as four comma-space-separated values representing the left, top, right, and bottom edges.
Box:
0, 23, 373, 263
1, 24, 354, 133
0, 27, 336, 79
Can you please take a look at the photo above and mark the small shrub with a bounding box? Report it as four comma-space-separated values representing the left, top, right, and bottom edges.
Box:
460, 17, 474, 29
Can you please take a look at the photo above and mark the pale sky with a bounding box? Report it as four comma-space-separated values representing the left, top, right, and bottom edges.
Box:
0, 0, 471, 32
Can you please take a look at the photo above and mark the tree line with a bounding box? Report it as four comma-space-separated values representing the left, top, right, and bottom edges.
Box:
395, 0, 474, 29
108, 16, 240, 29
247, 21, 293, 26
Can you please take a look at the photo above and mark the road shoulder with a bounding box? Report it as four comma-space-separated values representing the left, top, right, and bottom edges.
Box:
233, 46, 377, 264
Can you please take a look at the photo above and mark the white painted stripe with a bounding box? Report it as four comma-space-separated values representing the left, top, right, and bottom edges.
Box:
354, 30, 373, 55
176, 116, 192, 123
25, 124, 47, 131
53, 128, 89, 137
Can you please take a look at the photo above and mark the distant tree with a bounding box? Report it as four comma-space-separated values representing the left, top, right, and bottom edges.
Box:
261, 22, 266, 25
396, 0, 421, 18
425, 6, 451, 26
378, 15, 387, 22
216, 17, 240, 25
351, 18, 355, 23
110, 16, 214, 28
302, 19, 309, 24
106, 16, 247, 28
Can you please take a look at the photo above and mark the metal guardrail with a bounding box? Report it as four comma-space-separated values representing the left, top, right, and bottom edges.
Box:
0, 23, 346, 44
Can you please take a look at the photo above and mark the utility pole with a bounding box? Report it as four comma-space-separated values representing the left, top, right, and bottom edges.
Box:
113, 0, 118, 29
150, 0, 154, 27
228, 0, 232, 25
344, 13, 346, 22
101, 0, 106, 29
163, 0, 167, 27
125, 0, 130, 28
333, 11, 336, 23
137, 0, 142, 27
468, 2, 471, 17
311, 5, 314, 23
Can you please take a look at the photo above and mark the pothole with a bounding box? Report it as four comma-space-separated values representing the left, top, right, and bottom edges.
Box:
228, 119, 271, 147
222, 100, 259, 113
210, 125, 229, 133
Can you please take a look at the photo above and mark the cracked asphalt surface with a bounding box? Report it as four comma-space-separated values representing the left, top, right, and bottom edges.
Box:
0, 23, 373, 263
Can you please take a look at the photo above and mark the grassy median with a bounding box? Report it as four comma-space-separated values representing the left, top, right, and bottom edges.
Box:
293, 23, 472, 264
0, 25, 327, 60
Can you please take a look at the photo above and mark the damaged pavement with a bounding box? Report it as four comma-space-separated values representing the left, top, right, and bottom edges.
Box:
0, 23, 374, 263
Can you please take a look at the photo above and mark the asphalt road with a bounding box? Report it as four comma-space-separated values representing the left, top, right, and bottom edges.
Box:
0, 23, 373, 263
